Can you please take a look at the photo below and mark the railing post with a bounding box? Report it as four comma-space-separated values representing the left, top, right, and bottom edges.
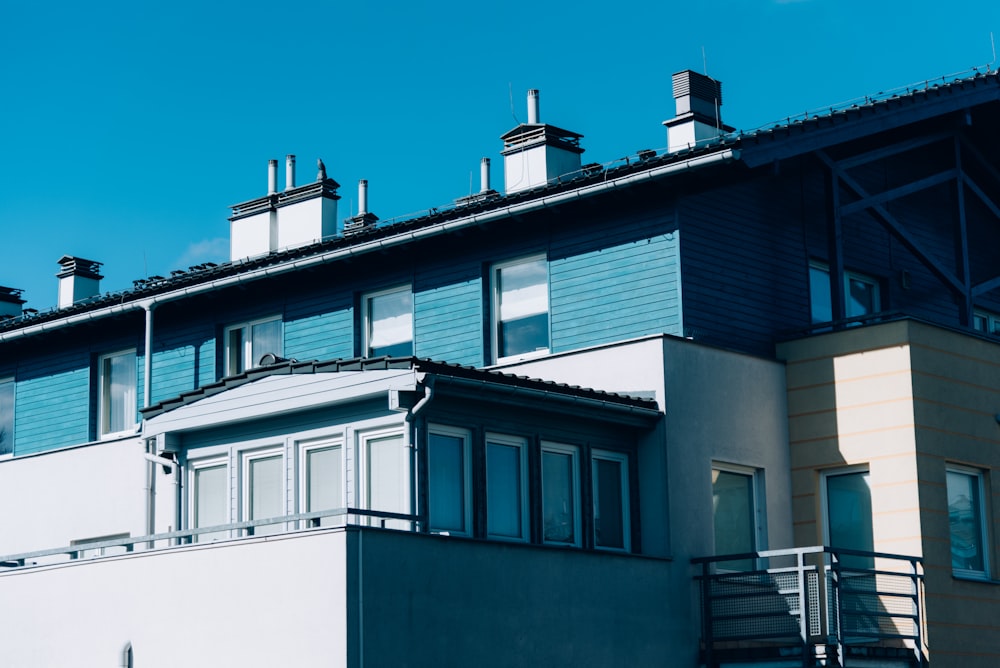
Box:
831, 551, 845, 668
798, 550, 809, 667
912, 557, 924, 668
701, 560, 714, 668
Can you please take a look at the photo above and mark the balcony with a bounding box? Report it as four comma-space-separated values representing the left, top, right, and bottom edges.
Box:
693, 546, 924, 668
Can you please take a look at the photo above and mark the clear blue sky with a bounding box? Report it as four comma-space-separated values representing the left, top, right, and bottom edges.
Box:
2, 0, 998, 310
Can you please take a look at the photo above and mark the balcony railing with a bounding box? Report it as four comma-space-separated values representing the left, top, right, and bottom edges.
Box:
692, 546, 924, 668
0, 507, 420, 570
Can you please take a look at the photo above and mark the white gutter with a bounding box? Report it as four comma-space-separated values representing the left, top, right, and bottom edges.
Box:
0, 149, 739, 346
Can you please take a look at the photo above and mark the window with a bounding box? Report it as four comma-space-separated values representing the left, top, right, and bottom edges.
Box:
492, 256, 549, 362
485, 434, 529, 541
947, 466, 989, 579
0, 377, 13, 456
191, 459, 229, 542
541, 442, 581, 546
224, 316, 282, 376
242, 449, 284, 536
823, 468, 875, 570
712, 465, 760, 569
428, 426, 471, 535
301, 439, 343, 527
361, 430, 412, 529
810, 262, 880, 325
362, 286, 413, 357
593, 450, 630, 551
98, 349, 137, 437
973, 309, 1000, 335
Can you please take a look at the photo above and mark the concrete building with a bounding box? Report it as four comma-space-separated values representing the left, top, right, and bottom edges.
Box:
1, 68, 999, 667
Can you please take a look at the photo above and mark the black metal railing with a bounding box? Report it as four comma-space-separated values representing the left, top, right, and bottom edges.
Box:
693, 546, 924, 667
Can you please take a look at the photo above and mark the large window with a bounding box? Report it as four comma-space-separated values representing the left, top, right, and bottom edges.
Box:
593, 449, 630, 551
947, 466, 990, 579
361, 430, 412, 529
242, 449, 284, 536
712, 465, 761, 569
810, 262, 881, 325
224, 316, 282, 376
541, 442, 581, 546
824, 468, 875, 570
98, 349, 137, 437
0, 377, 13, 456
362, 286, 413, 357
492, 256, 549, 362
485, 434, 529, 541
301, 439, 343, 528
428, 426, 471, 536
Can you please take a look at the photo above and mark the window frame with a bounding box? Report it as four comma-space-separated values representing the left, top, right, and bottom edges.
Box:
809, 261, 882, 325
427, 424, 473, 536
711, 462, 765, 568
223, 315, 282, 377
592, 448, 631, 552
358, 427, 412, 529
0, 376, 14, 457
361, 285, 414, 358
946, 464, 991, 580
188, 456, 231, 542
491, 254, 551, 364
820, 465, 875, 570
299, 437, 345, 528
485, 432, 530, 542
97, 348, 137, 439
240, 446, 286, 536
540, 441, 582, 547
973, 309, 1000, 335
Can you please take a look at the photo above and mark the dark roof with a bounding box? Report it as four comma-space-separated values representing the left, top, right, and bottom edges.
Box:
4, 70, 998, 337
140, 356, 661, 420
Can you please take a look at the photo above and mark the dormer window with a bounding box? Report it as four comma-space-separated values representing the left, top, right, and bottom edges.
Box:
224, 316, 282, 376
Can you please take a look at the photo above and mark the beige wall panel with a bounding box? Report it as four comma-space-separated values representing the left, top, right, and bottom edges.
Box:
777, 320, 911, 363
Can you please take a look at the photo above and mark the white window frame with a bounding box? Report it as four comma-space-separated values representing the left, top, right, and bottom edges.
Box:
223, 315, 282, 376
298, 436, 345, 528
358, 427, 412, 529
711, 462, 766, 566
946, 464, 991, 580
592, 449, 631, 552
188, 456, 231, 542
97, 349, 137, 438
427, 424, 472, 536
809, 261, 881, 325
0, 376, 14, 458
240, 446, 286, 536
361, 285, 414, 358
540, 441, 581, 547
485, 432, 530, 542
491, 254, 550, 364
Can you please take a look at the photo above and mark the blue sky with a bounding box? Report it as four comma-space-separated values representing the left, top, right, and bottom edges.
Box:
2, 0, 998, 310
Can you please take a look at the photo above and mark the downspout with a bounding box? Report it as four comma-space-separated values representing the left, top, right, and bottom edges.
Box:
405, 377, 435, 532
142, 302, 156, 544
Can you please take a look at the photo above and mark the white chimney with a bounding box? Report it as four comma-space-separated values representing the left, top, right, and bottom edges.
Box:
285, 154, 296, 191
527, 89, 540, 124
0, 287, 25, 318
663, 70, 733, 153
268, 159, 278, 195
480, 158, 491, 193
56, 256, 103, 308
358, 179, 369, 216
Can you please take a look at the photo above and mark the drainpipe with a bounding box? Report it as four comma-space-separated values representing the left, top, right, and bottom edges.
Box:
405, 377, 435, 532
142, 302, 156, 543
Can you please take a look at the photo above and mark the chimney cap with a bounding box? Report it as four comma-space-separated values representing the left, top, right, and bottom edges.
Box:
56, 255, 103, 279
0, 286, 25, 305
672, 70, 723, 105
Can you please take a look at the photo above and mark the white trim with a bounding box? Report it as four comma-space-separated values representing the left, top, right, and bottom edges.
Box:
592, 448, 631, 552
239, 446, 285, 535
712, 461, 766, 556
188, 456, 230, 541
223, 315, 282, 375
358, 427, 411, 529
540, 441, 581, 547
97, 348, 137, 439
485, 433, 530, 542
427, 424, 473, 536
361, 285, 413, 357
298, 436, 345, 523
491, 254, 550, 364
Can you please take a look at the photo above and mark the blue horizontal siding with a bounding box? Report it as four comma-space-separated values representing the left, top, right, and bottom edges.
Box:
415, 276, 483, 366
551, 231, 682, 351
15, 351, 91, 454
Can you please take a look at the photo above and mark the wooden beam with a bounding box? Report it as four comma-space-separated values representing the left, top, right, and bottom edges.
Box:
840, 169, 957, 216
973, 275, 1000, 296
835, 132, 950, 170
953, 138, 972, 325
962, 174, 1000, 220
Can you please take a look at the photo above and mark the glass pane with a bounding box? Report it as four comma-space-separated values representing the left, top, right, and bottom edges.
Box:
102, 351, 135, 435
367, 434, 410, 526
248, 454, 283, 535
307, 446, 342, 527
227, 327, 245, 375
194, 464, 228, 542
487, 442, 523, 539
428, 433, 465, 533
542, 449, 576, 544
713, 469, 755, 568
826, 471, 874, 569
847, 277, 877, 317
368, 290, 413, 357
498, 259, 548, 357
809, 266, 832, 324
0, 379, 13, 456
594, 457, 625, 549
250, 320, 282, 367
947, 471, 985, 573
